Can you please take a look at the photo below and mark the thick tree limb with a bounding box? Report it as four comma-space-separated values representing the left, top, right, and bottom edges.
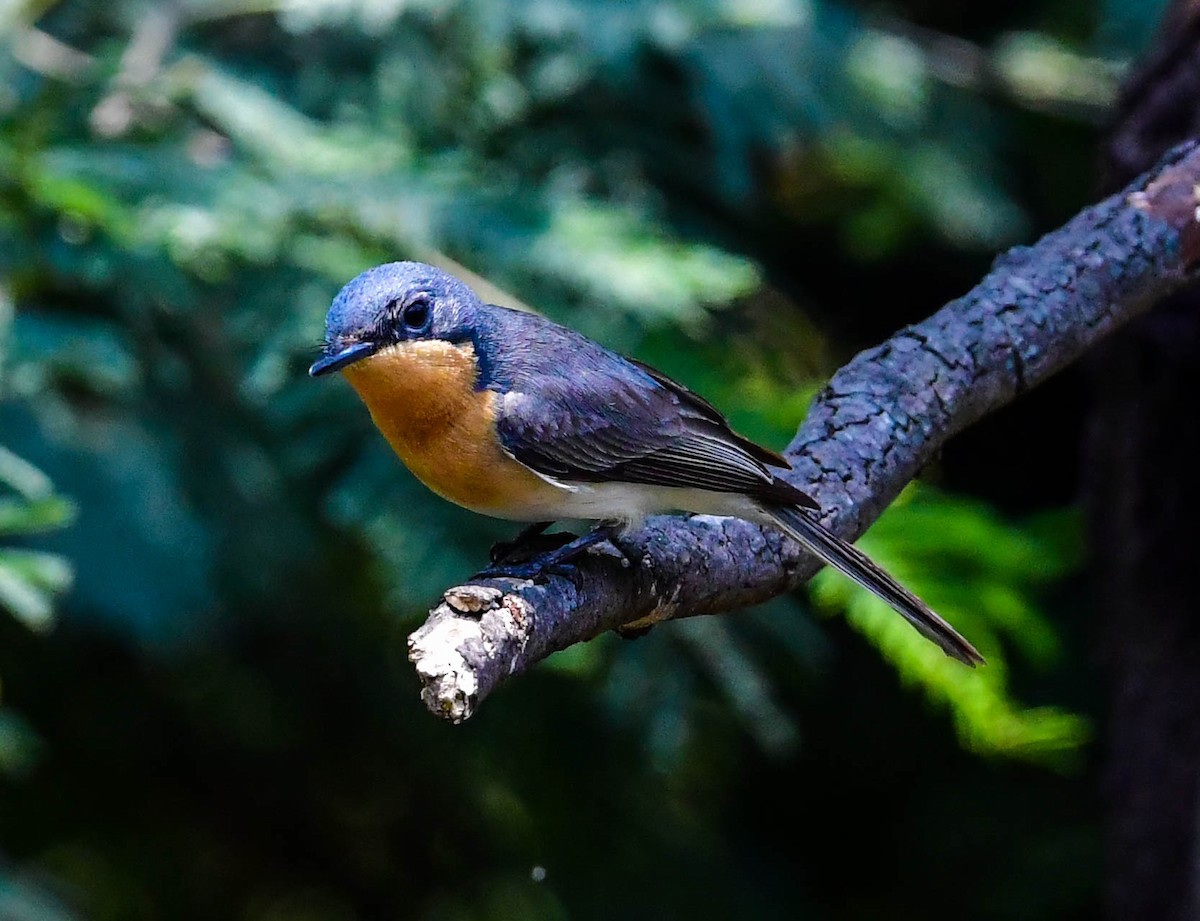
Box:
409, 141, 1200, 722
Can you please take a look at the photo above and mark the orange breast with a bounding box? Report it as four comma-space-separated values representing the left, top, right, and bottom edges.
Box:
342, 340, 563, 519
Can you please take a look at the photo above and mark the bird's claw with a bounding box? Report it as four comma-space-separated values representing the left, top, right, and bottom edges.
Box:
488, 529, 577, 565
473, 558, 577, 582
476, 523, 623, 583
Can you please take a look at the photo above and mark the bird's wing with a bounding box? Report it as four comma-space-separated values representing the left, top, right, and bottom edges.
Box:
494, 355, 818, 510
623, 357, 793, 468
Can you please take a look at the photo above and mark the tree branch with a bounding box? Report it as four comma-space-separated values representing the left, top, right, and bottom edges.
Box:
408, 141, 1200, 722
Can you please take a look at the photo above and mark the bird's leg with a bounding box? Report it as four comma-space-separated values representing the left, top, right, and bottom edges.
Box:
488, 520, 558, 564
476, 523, 622, 581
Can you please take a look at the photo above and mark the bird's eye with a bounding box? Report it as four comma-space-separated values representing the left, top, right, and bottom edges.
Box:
401, 297, 431, 332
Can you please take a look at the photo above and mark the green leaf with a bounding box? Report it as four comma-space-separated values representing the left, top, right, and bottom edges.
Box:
0, 548, 73, 631
0, 445, 57, 499
0, 495, 76, 535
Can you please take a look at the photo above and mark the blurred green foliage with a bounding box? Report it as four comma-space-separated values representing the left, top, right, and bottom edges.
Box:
0, 292, 74, 634
0, 441, 74, 633
0, 0, 1162, 917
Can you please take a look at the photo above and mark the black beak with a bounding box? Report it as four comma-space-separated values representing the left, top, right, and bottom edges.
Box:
309, 341, 378, 377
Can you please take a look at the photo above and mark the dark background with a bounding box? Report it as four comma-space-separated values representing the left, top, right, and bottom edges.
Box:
0, 0, 1180, 918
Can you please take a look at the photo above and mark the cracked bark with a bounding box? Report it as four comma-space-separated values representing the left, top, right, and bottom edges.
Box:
409, 141, 1200, 724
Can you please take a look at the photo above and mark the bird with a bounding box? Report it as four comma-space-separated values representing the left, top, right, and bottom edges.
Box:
309, 261, 983, 666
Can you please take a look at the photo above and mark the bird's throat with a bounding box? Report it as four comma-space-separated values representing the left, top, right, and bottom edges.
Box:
344, 340, 481, 440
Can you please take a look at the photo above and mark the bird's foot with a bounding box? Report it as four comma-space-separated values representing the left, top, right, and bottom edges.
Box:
475, 524, 621, 583
487, 521, 573, 566
474, 558, 575, 582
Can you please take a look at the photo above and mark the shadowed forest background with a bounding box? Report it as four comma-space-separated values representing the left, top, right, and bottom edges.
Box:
0, 0, 1185, 918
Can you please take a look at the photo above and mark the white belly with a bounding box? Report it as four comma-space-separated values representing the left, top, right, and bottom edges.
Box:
509, 477, 765, 527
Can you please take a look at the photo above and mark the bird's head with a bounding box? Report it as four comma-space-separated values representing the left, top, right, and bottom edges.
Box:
309, 262, 485, 377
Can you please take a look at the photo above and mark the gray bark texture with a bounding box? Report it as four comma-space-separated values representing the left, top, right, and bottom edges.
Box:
408, 141, 1200, 723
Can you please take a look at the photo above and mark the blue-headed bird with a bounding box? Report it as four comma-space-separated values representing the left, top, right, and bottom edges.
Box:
311, 262, 982, 666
